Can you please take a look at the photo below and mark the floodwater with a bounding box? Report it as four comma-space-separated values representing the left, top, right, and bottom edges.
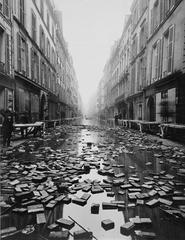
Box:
0, 120, 185, 240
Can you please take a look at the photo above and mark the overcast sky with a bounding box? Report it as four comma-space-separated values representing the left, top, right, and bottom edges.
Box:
53, 0, 132, 113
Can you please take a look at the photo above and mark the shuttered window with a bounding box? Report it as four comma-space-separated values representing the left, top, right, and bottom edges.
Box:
40, 0, 44, 18
167, 25, 174, 73
40, 25, 45, 53
32, 12, 36, 42
17, 33, 28, 76
3, 0, 9, 17
31, 48, 39, 83
155, 40, 160, 79
162, 25, 174, 76
17, 33, 21, 71
150, 8, 154, 35
5, 33, 10, 73
40, 59, 45, 86
25, 43, 29, 76
20, 0, 25, 25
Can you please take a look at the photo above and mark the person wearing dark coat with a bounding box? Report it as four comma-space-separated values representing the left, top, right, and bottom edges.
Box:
1, 110, 14, 147
114, 114, 119, 126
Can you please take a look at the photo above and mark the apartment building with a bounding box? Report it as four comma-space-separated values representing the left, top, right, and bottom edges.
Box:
12, 0, 58, 122
115, 15, 132, 119
145, 0, 185, 123
0, 0, 82, 123
97, 0, 185, 124
0, 0, 13, 123
129, 0, 148, 120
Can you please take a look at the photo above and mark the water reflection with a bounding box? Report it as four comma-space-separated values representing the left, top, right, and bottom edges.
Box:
1, 123, 185, 240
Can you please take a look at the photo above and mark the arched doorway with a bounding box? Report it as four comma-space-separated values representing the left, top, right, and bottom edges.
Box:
129, 102, 133, 120
147, 96, 155, 121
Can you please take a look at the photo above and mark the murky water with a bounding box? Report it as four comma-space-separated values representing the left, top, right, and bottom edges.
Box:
0, 120, 185, 240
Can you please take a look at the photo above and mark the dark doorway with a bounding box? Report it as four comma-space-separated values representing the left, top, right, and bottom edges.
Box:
40, 94, 46, 120
129, 102, 133, 120
147, 96, 155, 121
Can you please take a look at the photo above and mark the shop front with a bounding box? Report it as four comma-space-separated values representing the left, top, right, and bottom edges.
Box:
15, 75, 40, 123
0, 73, 15, 123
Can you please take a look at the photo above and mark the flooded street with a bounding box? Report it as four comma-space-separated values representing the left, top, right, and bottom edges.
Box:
1, 121, 185, 240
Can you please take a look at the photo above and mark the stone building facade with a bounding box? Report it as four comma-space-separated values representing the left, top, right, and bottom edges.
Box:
0, 0, 81, 123
97, 0, 185, 124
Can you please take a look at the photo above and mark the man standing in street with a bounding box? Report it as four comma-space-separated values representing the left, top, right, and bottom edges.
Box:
0, 109, 14, 147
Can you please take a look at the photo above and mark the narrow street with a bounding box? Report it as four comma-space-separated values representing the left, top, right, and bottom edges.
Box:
0, 121, 185, 240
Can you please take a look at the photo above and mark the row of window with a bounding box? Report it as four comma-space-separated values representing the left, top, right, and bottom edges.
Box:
17, 33, 57, 93
33, 0, 55, 40
130, 25, 174, 95
132, 0, 148, 31
131, 0, 180, 61
151, 25, 174, 82
31, 11, 56, 66
150, 0, 179, 35
131, 20, 148, 60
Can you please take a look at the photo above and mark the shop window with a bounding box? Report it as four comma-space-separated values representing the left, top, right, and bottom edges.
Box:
31, 93, 39, 113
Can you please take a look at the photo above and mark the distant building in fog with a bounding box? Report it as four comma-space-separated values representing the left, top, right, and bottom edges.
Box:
97, 0, 185, 124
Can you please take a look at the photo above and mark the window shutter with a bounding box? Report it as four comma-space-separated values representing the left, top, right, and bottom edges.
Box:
5, 33, 10, 73
137, 61, 140, 91
26, 43, 29, 76
168, 25, 174, 73
40, 58, 42, 85
40, 25, 42, 49
159, 37, 163, 78
36, 54, 39, 83
3, 0, 9, 17
155, 40, 159, 79
20, 0, 24, 25
45, 64, 47, 88
150, 8, 154, 35
17, 32, 21, 72
31, 48, 34, 79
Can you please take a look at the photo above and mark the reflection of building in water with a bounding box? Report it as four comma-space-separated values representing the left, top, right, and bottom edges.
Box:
153, 157, 161, 174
